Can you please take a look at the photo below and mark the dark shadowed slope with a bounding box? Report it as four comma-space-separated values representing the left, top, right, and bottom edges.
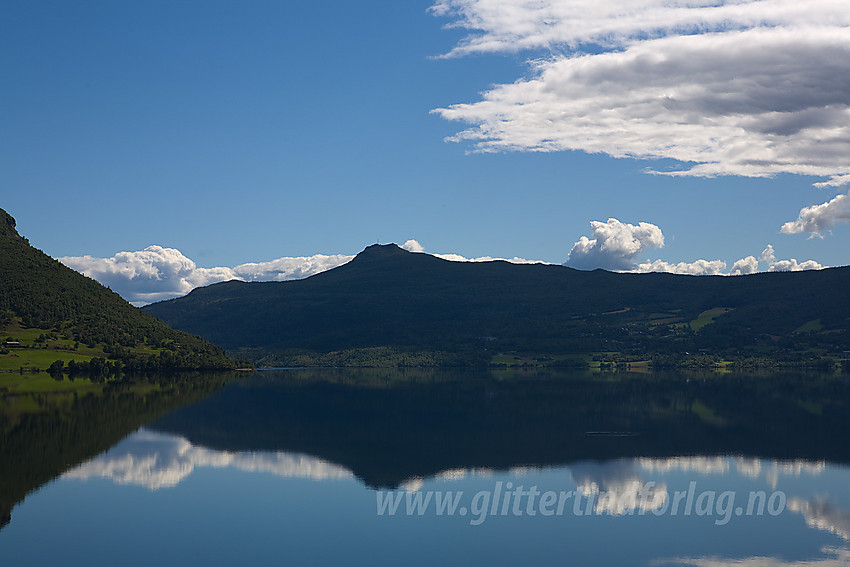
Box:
143, 244, 850, 364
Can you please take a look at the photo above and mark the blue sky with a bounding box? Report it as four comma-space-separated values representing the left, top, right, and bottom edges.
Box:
3, 1, 849, 303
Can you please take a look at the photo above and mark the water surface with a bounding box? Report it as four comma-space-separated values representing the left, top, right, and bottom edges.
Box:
2, 368, 849, 566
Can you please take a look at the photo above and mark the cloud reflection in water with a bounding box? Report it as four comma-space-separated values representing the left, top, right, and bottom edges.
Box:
63, 428, 354, 490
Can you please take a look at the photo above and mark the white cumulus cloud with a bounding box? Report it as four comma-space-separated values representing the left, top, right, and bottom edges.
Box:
770, 258, 825, 272
431, 0, 850, 186
781, 192, 850, 238
566, 218, 665, 271
59, 246, 354, 306
729, 256, 759, 276
58, 246, 231, 306
635, 259, 726, 276
567, 221, 825, 275
401, 239, 426, 253
759, 244, 824, 272
230, 254, 355, 281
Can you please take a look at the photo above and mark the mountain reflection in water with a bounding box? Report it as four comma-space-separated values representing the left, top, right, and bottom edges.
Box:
3, 368, 850, 566
150, 368, 850, 487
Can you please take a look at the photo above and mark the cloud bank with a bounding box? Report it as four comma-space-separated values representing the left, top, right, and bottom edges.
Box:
431, 0, 850, 186
759, 244, 824, 272
59, 246, 355, 305
566, 218, 824, 275
405, 238, 546, 264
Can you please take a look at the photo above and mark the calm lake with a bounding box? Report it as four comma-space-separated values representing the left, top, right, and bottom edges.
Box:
2, 368, 850, 566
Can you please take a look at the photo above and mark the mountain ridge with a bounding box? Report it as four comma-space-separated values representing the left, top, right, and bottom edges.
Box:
143, 242, 850, 367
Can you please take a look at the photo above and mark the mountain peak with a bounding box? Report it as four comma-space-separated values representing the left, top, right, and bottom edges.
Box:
354, 243, 410, 260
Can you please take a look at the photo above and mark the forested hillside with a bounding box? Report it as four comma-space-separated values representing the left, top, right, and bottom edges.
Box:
0, 208, 237, 374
